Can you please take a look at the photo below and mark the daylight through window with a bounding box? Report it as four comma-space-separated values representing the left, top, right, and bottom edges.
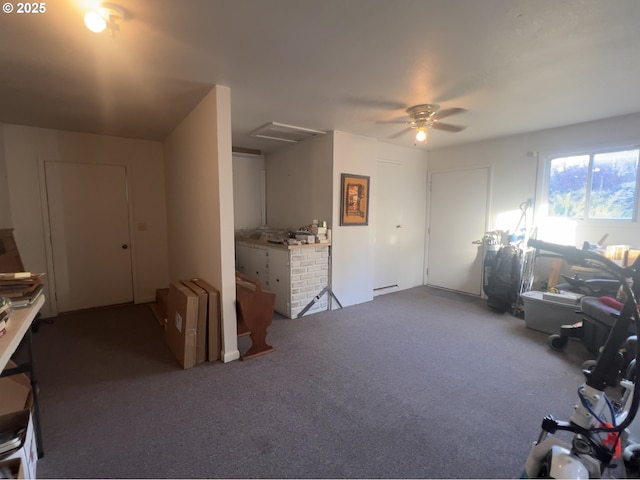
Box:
548, 148, 640, 220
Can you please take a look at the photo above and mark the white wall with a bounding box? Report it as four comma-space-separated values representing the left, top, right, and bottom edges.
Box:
265, 131, 377, 308
1, 124, 169, 317
163, 85, 239, 363
331, 132, 377, 307
429, 112, 640, 248
262, 131, 430, 308
265, 134, 334, 230
233, 153, 265, 231
0, 131, 11, 228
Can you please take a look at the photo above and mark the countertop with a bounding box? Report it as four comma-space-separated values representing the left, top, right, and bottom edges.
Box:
235, 237, 331, 250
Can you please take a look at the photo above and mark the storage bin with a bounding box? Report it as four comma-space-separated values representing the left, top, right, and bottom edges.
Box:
521, 291, 583, 334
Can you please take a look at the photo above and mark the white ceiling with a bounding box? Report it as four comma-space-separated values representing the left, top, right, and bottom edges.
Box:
2, 0, 640, 153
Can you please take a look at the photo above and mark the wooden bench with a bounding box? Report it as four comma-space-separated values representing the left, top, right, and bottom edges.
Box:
235, 273, 276, 360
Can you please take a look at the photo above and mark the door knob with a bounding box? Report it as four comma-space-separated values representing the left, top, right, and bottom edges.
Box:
122, 244, 128, 249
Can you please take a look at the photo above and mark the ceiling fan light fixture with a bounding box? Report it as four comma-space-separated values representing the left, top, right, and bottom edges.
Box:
84, 11, 107, 32
397, 103, 466, 145
84, 3, 126, 35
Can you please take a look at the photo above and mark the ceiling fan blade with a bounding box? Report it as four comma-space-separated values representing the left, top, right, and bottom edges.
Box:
376, 119, 409, 124
431, 107, 466, 121
388, 127, 412, 139
340, 96, 406, 110
431, 122, 466, 133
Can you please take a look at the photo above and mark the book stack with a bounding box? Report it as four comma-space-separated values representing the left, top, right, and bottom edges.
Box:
311, 226, 329, 243
0, 424, 26, 478
0, 427, 24, 456
0, 273, 44, 309
0, 297, 10, 338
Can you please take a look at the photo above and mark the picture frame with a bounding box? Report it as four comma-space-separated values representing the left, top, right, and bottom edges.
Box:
340, 173, 370, 226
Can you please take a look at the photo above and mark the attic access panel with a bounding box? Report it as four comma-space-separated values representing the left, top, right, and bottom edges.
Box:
249, 122, 325, 143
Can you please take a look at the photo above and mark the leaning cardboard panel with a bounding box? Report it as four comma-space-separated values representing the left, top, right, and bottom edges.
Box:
0, 229, 24, 273
180, 280, 208, 365
150, 288, 170, 327
191, 278, 221, 361
0, 360, 32, 417
0, 409, 36, 479
165, 282, 198, 369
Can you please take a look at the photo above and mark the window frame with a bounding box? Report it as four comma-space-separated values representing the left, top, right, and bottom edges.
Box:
544, 145, 640, 223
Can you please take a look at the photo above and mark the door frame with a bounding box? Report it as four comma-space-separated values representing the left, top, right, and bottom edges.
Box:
38, 158, 139, 315
424, 164, 493, 292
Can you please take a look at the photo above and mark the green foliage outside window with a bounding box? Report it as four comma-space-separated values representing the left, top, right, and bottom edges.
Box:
548, 149, 639, 220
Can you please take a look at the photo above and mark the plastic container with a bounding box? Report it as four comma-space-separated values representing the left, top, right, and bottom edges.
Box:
521, 291, 583, 334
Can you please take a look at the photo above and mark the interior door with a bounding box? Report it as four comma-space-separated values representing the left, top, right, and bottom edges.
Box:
45, 161, 134, 312
374, 160, 403, 293
427, 167, 490, 295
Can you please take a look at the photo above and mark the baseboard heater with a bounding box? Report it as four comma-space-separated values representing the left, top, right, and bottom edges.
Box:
374, 284, 398, 291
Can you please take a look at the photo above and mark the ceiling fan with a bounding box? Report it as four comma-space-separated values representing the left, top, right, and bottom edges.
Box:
387, 104, 467, 144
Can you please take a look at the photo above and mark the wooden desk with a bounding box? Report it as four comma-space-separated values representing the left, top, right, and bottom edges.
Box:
0, 295, 46, 458
0, 295, 45, 371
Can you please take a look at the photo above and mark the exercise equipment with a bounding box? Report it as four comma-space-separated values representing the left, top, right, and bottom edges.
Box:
522, 239, 640, 478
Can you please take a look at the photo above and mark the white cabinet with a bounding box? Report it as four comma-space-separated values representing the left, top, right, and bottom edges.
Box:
235, 241, 291, 316
267, 248, 291, 316
235, 243, 269, 286
235, 240, 330, 318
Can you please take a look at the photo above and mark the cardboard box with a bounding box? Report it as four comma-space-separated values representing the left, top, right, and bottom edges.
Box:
605, 245, 630, 265
150, 288, 169, 326
0, 457, 25, 479
180, 280, 208, 365
0, 410, 36, 479
165, 282, 198, 369
295, 234, 315, 244
191, 278, 221, 361
0, 361, 32, 417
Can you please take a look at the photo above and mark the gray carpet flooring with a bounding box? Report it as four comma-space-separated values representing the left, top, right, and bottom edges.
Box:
30, 286, 593, 478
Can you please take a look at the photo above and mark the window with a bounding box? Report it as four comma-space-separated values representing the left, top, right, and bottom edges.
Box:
548, 148, 640, 220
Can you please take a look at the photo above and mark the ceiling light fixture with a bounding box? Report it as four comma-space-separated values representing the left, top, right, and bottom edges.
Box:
84, 3, 126, 35
400, 104, 466, 146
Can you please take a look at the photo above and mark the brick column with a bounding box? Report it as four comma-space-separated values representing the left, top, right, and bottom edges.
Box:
290, 245, 330, 317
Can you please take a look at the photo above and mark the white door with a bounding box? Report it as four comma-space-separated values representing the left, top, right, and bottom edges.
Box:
427, 167, 490, 295
374, 160, 403, 293
45, 162, 134, 312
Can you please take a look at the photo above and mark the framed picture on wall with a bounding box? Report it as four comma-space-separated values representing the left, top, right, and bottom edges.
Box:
340, 173, 370, 226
